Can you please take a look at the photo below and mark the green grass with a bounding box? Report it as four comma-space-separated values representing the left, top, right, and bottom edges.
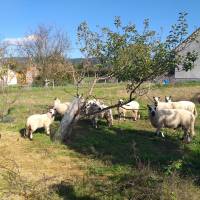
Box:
1, 83, 200, 199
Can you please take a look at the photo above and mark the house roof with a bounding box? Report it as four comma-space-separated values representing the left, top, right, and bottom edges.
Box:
175, 28, 200, 52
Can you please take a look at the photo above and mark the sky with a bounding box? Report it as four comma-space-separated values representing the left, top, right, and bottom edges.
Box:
0, 0, 199, 58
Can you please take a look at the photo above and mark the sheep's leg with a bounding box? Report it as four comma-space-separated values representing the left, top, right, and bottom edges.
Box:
137, 111, 140, 120
106, 115, 113, 127
28, 130, 33, 140
25, 125, 31, 138
133, 111, 137, 121
190, 121, 195, 138
118, 113, 121, 121
119, 113, 123, 121
156, 127, 165, 137
92, 117, 98, 128
45, 126, 50, 135
117, 109, 122, 121
27, 126, 33, 140
183, 129, 191, 143
25, 129, 29, 137
123, 112, 126, 121
105, 115, 109, 127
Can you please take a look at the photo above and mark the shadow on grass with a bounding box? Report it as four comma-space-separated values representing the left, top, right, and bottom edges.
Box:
51, 181, 97, 200
66, 119, 184, 170
19, 127, 48, 138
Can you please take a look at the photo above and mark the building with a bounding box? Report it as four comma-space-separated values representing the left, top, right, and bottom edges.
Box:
0, 68, 18, 86
175, 28, 200, 81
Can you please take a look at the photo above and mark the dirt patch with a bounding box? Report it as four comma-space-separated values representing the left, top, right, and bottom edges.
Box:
0, 132, 85, 183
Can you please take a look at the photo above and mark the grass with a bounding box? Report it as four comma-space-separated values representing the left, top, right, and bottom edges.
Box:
0, 82, 200, 199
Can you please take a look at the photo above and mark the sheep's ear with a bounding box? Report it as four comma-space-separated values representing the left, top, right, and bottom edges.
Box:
169, 96, 172, 99
158, 97, 161, 100
54, 97, 57, 100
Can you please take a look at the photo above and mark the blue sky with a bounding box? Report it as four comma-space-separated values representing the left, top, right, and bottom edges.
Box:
0, 0, 199, 58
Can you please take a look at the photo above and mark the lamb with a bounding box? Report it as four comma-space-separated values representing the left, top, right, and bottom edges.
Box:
117, 99, 140, 121
85, 100, 113, 128
53, 97, 70, 116
153, 96, 197, 117
148, 104, 195, 142
26, 108, 56, 140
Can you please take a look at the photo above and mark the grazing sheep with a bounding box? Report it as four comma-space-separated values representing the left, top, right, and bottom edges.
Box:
117, 99, 140, 121
85, 100, 113, 128
26, 109, 56, 140
147, 104, 195, 142
53, 97, 70, 116
153, 96, 197, 117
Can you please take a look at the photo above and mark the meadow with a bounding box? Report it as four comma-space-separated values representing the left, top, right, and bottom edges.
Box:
1, 82, 200, 199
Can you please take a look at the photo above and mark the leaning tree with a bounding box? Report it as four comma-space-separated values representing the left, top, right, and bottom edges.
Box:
56, 12, 198, 142
77, 13, 197, 99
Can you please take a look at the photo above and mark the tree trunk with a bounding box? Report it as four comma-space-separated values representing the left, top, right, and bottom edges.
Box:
52, 96, 83, 142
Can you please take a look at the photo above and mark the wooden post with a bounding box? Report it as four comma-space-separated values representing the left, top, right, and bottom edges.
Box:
52, 80, 55, 89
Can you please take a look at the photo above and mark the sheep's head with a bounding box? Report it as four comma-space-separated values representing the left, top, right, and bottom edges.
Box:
85, 101, 101, 115
147, 104, 156, 117
165, 96, 172, 102
118, 99, 124, 105
153, 96, 160, 103
54, 97, 61, 106
49, 108, 56, 117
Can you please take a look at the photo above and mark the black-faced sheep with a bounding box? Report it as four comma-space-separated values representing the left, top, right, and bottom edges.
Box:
85, 100, 113, 128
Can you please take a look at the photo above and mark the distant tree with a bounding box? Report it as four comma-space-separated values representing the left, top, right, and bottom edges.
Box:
19, 24, 73, 85
0, 44, 22, 121
77, 12, 198, 100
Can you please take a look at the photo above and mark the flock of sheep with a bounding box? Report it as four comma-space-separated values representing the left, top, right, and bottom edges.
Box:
25, 95, 198, 143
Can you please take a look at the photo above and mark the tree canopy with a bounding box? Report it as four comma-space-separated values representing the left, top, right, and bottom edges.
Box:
77, 12, 198, 100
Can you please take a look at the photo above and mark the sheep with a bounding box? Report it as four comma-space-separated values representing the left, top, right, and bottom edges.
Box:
117, 99, 140, 121
153, 96, 198, 117
147, 104, 195, 142
26, 108, 56, 140
53, 97, 70, 116
85, 100, 113, 128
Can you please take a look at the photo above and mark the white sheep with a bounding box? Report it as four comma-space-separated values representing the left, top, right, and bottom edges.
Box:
26, 108, 56, 140
117, 99, 140, 121
85, 100, 113, 128
148, 104, 195, 142
153, 96, 197, 117
53, 97, 70, 116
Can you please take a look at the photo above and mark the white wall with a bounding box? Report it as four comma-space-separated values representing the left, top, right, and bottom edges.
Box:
175, 31, 200, 80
